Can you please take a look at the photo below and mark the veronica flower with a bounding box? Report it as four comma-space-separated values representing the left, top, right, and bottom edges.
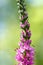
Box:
15, 0, 34, 65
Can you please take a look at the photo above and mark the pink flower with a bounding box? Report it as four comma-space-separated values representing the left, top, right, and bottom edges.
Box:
15, 0, 34, 65
16, 40, 34, 64
20, 20, 30, 29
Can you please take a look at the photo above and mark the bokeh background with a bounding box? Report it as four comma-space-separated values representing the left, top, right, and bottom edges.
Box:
0, 0, 43, 65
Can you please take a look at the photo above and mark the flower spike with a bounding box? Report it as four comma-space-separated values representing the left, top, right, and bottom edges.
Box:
16, 0, 34, 65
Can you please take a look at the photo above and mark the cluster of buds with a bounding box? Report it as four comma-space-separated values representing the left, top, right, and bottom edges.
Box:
15, 0, 34, 65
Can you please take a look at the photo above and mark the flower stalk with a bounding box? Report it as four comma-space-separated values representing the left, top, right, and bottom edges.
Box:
16, 0, 34, 65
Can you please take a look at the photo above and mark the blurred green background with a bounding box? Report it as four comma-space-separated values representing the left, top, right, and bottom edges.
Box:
0, 0, 43, 65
